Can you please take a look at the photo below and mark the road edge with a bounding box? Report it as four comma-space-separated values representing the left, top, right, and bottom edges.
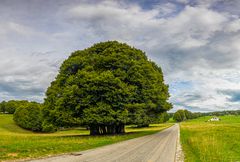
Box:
175, 124, 184, 162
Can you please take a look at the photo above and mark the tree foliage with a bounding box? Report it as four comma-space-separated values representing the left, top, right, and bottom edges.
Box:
159, 112, 170, 123
0, 100, 29, 114
0, 101, 6, 113
13, 102, 43, 132
173, 109, 199, 122
43, 41, 172, 135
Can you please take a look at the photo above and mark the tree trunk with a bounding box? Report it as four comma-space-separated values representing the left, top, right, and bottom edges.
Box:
90, 125, 100, 135
89, 124, 125, 135
116, 124, 125, 134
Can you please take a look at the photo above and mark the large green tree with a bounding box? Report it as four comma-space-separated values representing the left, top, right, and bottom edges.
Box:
43, 41, 172, 135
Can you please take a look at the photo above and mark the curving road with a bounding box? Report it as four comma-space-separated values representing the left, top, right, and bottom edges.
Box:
30, 124, 179, 162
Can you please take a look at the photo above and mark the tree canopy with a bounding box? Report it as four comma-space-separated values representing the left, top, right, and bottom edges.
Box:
43, 41, 172, 135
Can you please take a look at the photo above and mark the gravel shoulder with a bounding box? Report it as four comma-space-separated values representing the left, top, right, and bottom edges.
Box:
30, 124, 179, 162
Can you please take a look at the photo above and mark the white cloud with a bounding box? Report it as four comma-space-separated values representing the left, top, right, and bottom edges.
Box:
0, 22, 35, 36
225, 19, 240, 32
170, 68, 240, 112
164, 6, 227, 48
176, 0, 189, 4
154, 2, 177, 17
66, 3, 227, 51
0, 48, 63, 102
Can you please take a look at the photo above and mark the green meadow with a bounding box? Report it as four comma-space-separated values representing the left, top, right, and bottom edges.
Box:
0, 114, 172, 161
181, 115, 240, 162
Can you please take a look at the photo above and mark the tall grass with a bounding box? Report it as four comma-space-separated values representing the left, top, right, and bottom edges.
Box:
0, 114, 172, 161
181, 116, 240, 162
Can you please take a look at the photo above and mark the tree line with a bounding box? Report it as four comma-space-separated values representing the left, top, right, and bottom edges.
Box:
202, 110, 240, 116
171, 109, 240, 122
173, 109, 202, 122
0, 100, 29, 114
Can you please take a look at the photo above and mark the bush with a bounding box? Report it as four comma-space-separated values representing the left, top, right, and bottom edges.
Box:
13, 102, 43, 131
42, 121, 57, 133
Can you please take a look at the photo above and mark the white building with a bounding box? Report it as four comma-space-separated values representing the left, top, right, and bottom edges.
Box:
208, 117, 220, 121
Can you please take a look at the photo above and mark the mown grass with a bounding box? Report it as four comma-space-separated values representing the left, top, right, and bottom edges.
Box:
181, 115, 240, 162
0, 114, 172, 161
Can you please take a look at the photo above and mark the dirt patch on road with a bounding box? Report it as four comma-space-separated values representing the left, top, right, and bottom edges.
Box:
7, 153, 18, 157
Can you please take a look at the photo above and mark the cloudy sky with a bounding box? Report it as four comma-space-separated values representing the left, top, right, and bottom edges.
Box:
1, 0, 240, 112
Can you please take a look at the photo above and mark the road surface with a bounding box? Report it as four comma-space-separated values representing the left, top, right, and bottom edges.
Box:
30, 124, 179, 162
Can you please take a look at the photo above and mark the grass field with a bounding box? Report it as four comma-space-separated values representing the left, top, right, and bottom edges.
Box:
181, 115, 240, 162
0, 114, 172, 161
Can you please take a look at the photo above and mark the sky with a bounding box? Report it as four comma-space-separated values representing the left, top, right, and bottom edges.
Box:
1, 0, 240, 112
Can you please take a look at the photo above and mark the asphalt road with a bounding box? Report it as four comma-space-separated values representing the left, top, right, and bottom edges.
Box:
30, 124, 179, 162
